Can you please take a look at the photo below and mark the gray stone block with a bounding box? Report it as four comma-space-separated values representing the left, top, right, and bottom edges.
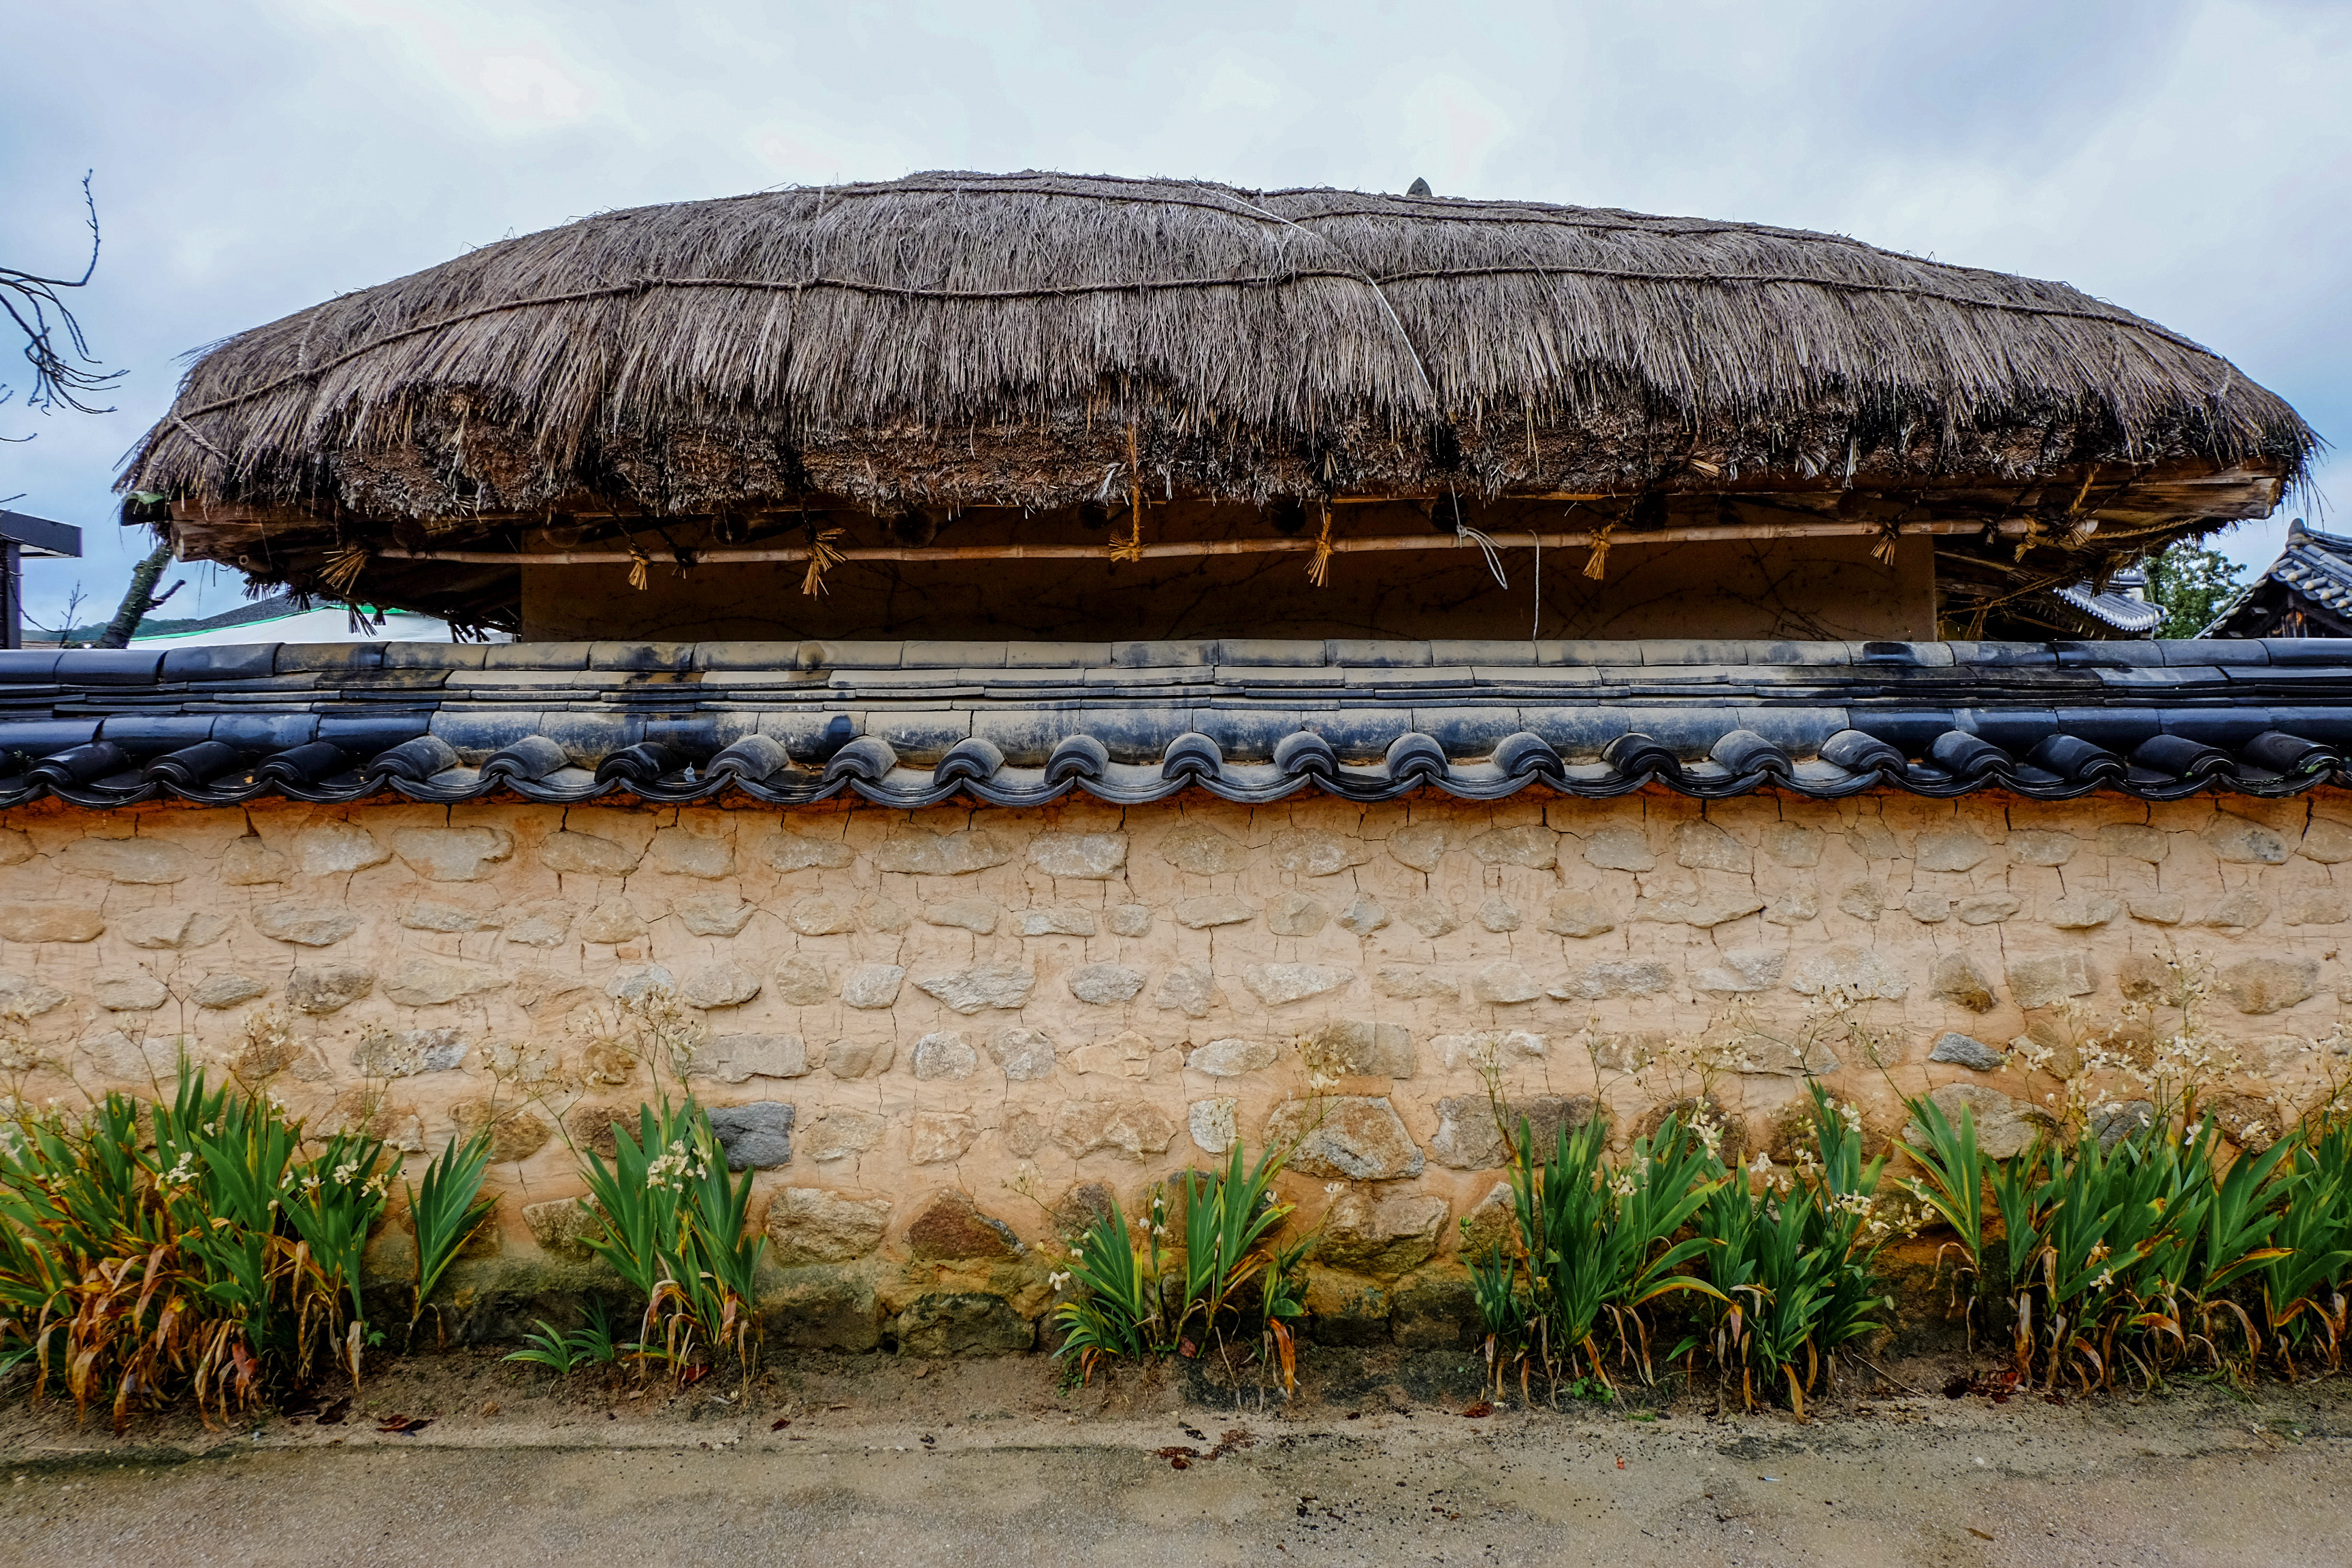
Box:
706, 1100, 795, 1169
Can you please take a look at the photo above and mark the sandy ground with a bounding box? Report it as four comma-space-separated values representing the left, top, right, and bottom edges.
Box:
1, 1350, 2347, 1567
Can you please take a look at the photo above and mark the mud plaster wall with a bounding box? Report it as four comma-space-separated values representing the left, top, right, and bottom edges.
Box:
3, 789, 2347, 1345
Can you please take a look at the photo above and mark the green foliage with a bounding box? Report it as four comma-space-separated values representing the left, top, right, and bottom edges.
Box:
504, 1302, 623, 1374
1051, 1196, 1162, 1378
1501, 1110, 1723, 1386
2260, 1119, 2352, 1371
1050, 1141, 1309, 1391
2142, 542, 2245, 637
0, 1064, 398, 1429
404, 1126, 497, 1339
1466, 1089, 1896, 1414
571, 1098, 764, 1379
1899, 1096, 2352, 1390
1703, 1089, 1892, 1416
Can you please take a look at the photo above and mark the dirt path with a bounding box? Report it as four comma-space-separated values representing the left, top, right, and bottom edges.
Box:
3, 1358, 2346, 1567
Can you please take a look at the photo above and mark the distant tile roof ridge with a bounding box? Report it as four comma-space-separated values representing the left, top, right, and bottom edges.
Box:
2053, 583, 2163, 635
2203, 519, 2352, 635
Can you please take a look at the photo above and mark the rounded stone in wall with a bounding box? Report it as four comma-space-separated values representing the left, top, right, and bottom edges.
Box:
911, 1030, 979, 1080
0, 906, 105, 943
389, 825, 514, 881
59, 837, 191, 885
451, 1100, 553, 1163
871, 828, 1010, 876
915, 964, 1035, 1014
540, 830, 642, 877
838, 964, 906, 1009
1158, 822, 1248, 875
0, 972, 70, 1017
295, 821, 389, 875
1387, 821, 1448, 871
93, 971, 168, 1011
1470, 824, 1558, 870
1186, 1036, 1275, 1076
648, 826, 734, 879
770, 953, 833, 1007
985, 1026, 1057, 1081
1316, 1190, 1449, 1279
1269, 830, 1367, 877
1027, 832, 1127, 879
116, 909, 226, 950
191, 973, 268, 1009
766, 1188, 892, 1264
1067, 962, 1145, 1005
682, 962, 762, 1009
906, 1191, 1024, 1260
763, 830, 855, 872
253, 902, 360, 947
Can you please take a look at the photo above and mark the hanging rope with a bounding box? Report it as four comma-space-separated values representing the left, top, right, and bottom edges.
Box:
1445, 488, 1508, 589
1109, 424, 1145, 562
1530, 529, 1542, 642
1307, 501, 1335, 587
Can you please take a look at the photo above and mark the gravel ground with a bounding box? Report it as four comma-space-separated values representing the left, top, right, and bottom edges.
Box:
1, 1354, 2346, 1567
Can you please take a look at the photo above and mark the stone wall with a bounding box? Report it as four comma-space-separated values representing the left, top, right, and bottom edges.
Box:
4, 789, 2347, 1350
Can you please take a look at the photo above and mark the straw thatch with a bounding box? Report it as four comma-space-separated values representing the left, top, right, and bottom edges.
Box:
119, 172, 2315, 630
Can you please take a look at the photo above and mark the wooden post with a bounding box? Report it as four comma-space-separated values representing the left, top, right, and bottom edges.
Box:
1, 538, 19, 651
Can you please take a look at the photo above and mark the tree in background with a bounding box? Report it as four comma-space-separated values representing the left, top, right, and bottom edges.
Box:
6, 174, 184, 647
95, 544, 184, 647
2142, 542, 2245, 638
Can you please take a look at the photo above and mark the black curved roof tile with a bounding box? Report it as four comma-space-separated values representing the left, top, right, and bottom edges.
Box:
7, 638, 2352, 810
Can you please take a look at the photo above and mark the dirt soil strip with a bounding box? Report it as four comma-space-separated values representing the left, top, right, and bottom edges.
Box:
1, 1362, 2346, 1567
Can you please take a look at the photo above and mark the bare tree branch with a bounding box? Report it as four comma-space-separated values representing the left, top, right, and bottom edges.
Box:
18, 581, 90, 643
3, 173, 123, 416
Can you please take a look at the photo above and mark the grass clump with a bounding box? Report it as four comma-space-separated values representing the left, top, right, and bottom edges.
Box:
0, 1062, 418, 1429
1049, 1141, 1312, 1394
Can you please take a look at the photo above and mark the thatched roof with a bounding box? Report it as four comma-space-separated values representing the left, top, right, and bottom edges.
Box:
121, 172, 2316, 632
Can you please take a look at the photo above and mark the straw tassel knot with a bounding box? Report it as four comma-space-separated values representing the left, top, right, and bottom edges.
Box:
800, 527, 846, 597
626, 546, 652, 591
1306, 502, 1335, 587
318, 545, 370, 598
1871, 519, 1903, 565
1582, 524, 1614, 581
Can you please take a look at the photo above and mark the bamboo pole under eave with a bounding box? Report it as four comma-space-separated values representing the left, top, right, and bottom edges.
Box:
372, 517, 2027, 566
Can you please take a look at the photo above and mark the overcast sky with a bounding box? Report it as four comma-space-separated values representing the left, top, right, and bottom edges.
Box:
5, 0, 2346, 626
